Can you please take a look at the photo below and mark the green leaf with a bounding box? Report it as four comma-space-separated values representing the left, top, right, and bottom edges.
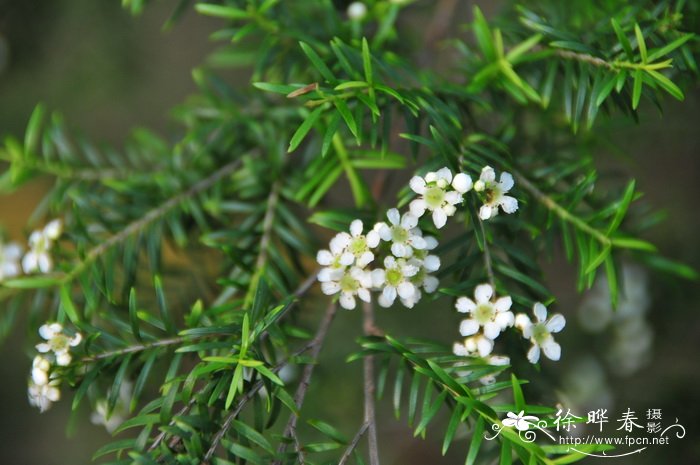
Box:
288, 107, 324, 153
362, 37, 373, 86
585, 243, 611, 275
334, 99, 359, 141
59, 284, 81, 323
646, 69, 684, 101
465, 416, 485, 465
128, 288, 141, 342
308, 419, 348, 443
611, 18, 633, 59
195, 4, 249, 20
321, 112, 341, 157
610, 237, 656, 251
24, 103, 45, 156
441, 404, 463, 455
632, 69, 643, 109
607, 180, 636, 234
154, 275, 175, 334
1, 275, 61, 288
647, 33, 694, 62
511, 374, 525, 412
472, 7, 496, 60
634, 24, 647, 62
253, 82, 299, 94
300, 42, 335, 83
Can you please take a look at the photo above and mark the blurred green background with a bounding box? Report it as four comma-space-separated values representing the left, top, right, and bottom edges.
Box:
1, 1, 699, 464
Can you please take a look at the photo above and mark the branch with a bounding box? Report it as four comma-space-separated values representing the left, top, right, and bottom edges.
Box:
81, 336, 193, 362
477, 218, 496, 289
362, 301, 381, 465
273, 302, 338, 464
338, 422, 369, 465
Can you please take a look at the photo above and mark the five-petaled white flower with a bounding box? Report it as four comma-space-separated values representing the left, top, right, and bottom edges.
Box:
452, 333, 495, 357
515, 303, 566, 363
503, 411, 540, 431
374, 256, 419, 307
473, 166, 518, 220
409, 167, 472, 229
376, 208, 426, 258
36, 323, 82, 366
0, 240, 23, 281
345, 220, 380, 267
316, 232, 355, 282
457, 283, 514, 340
22, 219, 62, 273
28, 379, 61, 412
320, 266, 375, 310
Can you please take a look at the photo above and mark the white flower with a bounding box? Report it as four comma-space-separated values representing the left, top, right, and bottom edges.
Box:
515, 303, 566, 363
374, 256, 419, 307
31, 355, 51, 386
473, 166, 518, 220
347, 1, 367, 20
376, 209, 426, 258
502, 411, 540, 431
452, 334, 494, 357
91, 381, 132, 433
0, 240, 23, 281
409, 167, 472, 228
36, 322, 82, 366
345, 219, 380, 268
317, 232, 355, 283
320, 266, 375, 310
28, 379, 61, 412
456, 284, 514, 340
398, 256, 440, 308
22, 219, 62, 273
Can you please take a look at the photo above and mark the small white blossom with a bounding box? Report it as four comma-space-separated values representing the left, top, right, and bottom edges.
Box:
515, 303, 565, 363
345, 219, 380, 267
22, 219, 62, 273
0, 240, 23, 281
28, 379, 61, 412
374, 256, 419, 307
376, 208, 426, 258
320, 266, 375, 310
456, 284, 514, 340
36, 322, 82, 366
473, 166, 518, 220
452, 334, 494, 357
31, 355, 51, 386
347, 1, 367, 20
91, 381, 132, 433
317, 232, 355, 283
409, 167, 472, 229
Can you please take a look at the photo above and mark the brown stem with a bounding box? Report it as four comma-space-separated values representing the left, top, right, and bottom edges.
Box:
362, 301, 381, 465
338, 422, 369, 465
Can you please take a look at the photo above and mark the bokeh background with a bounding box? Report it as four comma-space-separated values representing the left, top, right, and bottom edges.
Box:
1, 1, 698, 464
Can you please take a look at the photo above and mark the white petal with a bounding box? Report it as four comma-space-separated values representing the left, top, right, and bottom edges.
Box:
474, 284, 493, 304
339, 293, 356, 310
371, 269, 386, 287
350, 219, 363, 237
70, 333, 82, 346
435, 167, 453, 183
39, 324, 56, 340
453, 342, 469, 356
397, 282, 416, 299
357, 288, 371, 303
500, 196, 518, 214
495, 311, 514, 329
377, 223, 392, 241
483, 322, 501, 340
382, 285, 397, 304
444, 191, 463, 205
46, 386, 61, 402
32, 368, 48, 385
515, 313, 531, 331
391, 242, 407, 258
541, 339, 561, 361
533, 302, 548, 322
387, 208, 400, 226
36, 343, 51, 353
499, 172, 514, 191
410, 235, 426, 250
409, 176, 426, 194
527, 344, 540, 364
38, 254, 52, 273
409, 199, 427, 218
3, 243, 22, 260
546, 314, 566, 333
455, 297, 476, 313
383, 255, 396, 268
480, 166, 496, 183
356, 251, 374, 268
459, 319, 479, 336
56, 352, 72, 366
330, 232, 351, 254
316, 250, 333, 266
478, 205, 493, 220
28, 231, 42, 247
476, 337, 494, 356
494, 296, 512, 313
378, 294, 392, 308
401, 213, 418, 230
22, 252, 39, 273
452, 173, 472, 193
423, 236, 438, 250
43, 219, 63, 239
502, 418, 517, 427
321, 282, 341, 295
422, 276, 439, 293
401, 263, 419, 277
432, 208, 447, 229
317, 268, 333, 282
423, 255, 440, 272
366, 230, 380, 248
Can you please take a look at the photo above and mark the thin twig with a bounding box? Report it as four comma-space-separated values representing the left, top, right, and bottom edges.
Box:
362, 301, 381, 465
273, 302, 338, 464
81, 336, 192, 362
477, 218, 496, 289
338, 422, 369, 465
203, 300, 335, 463
554, 49, 614, 69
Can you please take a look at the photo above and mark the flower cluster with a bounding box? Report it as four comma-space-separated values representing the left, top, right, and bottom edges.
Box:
317, 166, 518, 310
27, 322, 82, 412
0, 219, 62, 283
453, 286, 566, 365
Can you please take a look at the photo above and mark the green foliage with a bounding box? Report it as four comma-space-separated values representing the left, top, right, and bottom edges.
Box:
1, 1, 698, 464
